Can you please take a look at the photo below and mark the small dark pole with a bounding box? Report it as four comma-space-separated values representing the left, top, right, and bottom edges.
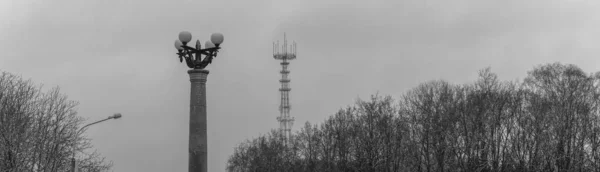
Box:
70, 158, 76, 172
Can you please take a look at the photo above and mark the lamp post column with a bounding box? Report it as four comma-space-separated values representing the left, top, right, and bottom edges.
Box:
188, 69, 209, 172
174, 31, 223, 172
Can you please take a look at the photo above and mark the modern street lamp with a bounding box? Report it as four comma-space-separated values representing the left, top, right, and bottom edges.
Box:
173, 31, 224, 172
70, 113, 123, 172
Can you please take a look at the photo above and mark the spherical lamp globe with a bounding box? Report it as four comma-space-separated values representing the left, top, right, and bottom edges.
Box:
210, 33, 224, 46
205, 41, 215, 48
178, 31, 192, 44
174, 40, 184, 50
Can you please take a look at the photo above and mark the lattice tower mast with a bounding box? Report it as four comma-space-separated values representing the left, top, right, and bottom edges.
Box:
273, 33, 296, 144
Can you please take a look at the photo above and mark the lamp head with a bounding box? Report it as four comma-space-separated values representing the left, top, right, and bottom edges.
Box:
210, 33, 224, 46
111, 113, 122, 119
178, 31, 192, 44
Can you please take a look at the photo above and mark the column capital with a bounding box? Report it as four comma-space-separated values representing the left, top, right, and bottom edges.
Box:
188, 69, 209, 82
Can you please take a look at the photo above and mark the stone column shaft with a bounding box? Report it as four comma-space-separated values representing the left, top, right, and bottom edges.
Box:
188, 69, 209, 172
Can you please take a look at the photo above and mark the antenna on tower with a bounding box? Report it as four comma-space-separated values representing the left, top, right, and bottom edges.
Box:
273, 33, 297, 146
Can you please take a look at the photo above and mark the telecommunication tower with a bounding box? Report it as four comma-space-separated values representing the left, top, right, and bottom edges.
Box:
273, 33, 296, 144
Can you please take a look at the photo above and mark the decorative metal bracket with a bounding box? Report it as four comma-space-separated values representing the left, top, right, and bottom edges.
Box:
176, 43, 220, 69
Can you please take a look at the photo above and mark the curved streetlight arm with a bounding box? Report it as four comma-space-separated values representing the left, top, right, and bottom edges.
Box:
73, 113, 122, 157
71, 113, 122, 172
79, 118, 109, 133
74, 113, 122, 146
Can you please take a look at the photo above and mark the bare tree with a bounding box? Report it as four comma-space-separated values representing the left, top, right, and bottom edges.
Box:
0, 71, 112, 172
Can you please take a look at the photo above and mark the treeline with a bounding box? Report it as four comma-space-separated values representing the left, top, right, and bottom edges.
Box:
226, 63, 600, 172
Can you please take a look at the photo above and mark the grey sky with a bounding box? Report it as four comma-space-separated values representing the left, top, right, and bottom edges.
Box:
1, 0, 600, 171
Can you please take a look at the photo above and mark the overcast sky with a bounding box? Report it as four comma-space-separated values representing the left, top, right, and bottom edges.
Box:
2, 0, 600, 171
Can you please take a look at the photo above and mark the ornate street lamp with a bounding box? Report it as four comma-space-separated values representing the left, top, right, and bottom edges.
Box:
174, 31, 224, 69
174, 31, 224, 172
